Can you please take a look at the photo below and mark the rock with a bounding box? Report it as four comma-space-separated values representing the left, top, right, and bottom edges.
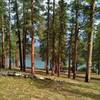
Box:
15, 72, 22, 77
36, 76, 45, 80
45, 78, 51, 80
7, 71, 15, 76
0, 71, 8, 76
24, 75, 30, 78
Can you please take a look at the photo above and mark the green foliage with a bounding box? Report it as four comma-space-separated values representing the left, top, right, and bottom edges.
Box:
39, 0, 67, 66
0, 0, 99, 72
85, 0, 92, 3
93, 23, 100, 63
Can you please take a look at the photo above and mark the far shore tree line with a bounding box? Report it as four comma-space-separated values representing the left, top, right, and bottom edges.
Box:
0, 0, 100, 82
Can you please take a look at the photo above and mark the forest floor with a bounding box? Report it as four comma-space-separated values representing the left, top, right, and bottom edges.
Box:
0, 69, 100, 100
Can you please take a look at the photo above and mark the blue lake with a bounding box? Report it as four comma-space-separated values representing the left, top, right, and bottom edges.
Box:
26, 56, 45, 69
5, 56, 45, 69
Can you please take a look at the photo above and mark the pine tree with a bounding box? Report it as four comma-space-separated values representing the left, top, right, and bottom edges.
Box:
58, 0, 67, 76
51, 0, 56, 75
22, 0, 27, 71
45, 0, 50, 75
0, 0, 6, 68
31, 0, 35, 75
8, 0, 12, 69
15, 0, 23, 70
94, 24, 100, 74
85, 0, 96, 82
72, 0, 79, 79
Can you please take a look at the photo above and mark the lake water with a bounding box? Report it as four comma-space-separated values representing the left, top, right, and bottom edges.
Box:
26, 56, 45, 69
5, 56, 45, 69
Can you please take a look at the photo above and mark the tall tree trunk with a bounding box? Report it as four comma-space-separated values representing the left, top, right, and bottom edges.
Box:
8, 0, 12, 69
57, 54, 60, 77
68, 25, 74, 78
22, 0, 26, 71
15, 46, 19, 67
1, 15, 5, 68
97, 60, 100, 75
22, 27, 26, 71
68, 34, 72, 78
45, 0, 50, 75
51, 0, 55, 75
85, 0, 95, 82
98, 55, 100, 74
68, 47, 71, 78
55, 56, 58, 74
31, 0, 35, 75
72, 0, 79, 79
15, 0, 23, 70
58, 7, 62, 77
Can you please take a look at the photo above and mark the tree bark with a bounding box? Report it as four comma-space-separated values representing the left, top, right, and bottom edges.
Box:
85, 0, 95, 82
31, 0, 35, 75
8, 0, 12, 69
1, 15, 5, 68
22, 27, 26, 71
22, 1, 26, 71
45, 0, 50, 75
97, 60, 100, 75
72, 0, 79, 79
68, 39, 71, 78
51, 0, 55, 75
15, 46, 19, 67
15, 0, 23, 70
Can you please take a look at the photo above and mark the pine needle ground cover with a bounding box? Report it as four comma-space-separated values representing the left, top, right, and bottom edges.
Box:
0, 76, 100, 100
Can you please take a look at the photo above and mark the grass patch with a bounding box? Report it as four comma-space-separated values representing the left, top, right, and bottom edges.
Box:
0, 75, 100, 100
